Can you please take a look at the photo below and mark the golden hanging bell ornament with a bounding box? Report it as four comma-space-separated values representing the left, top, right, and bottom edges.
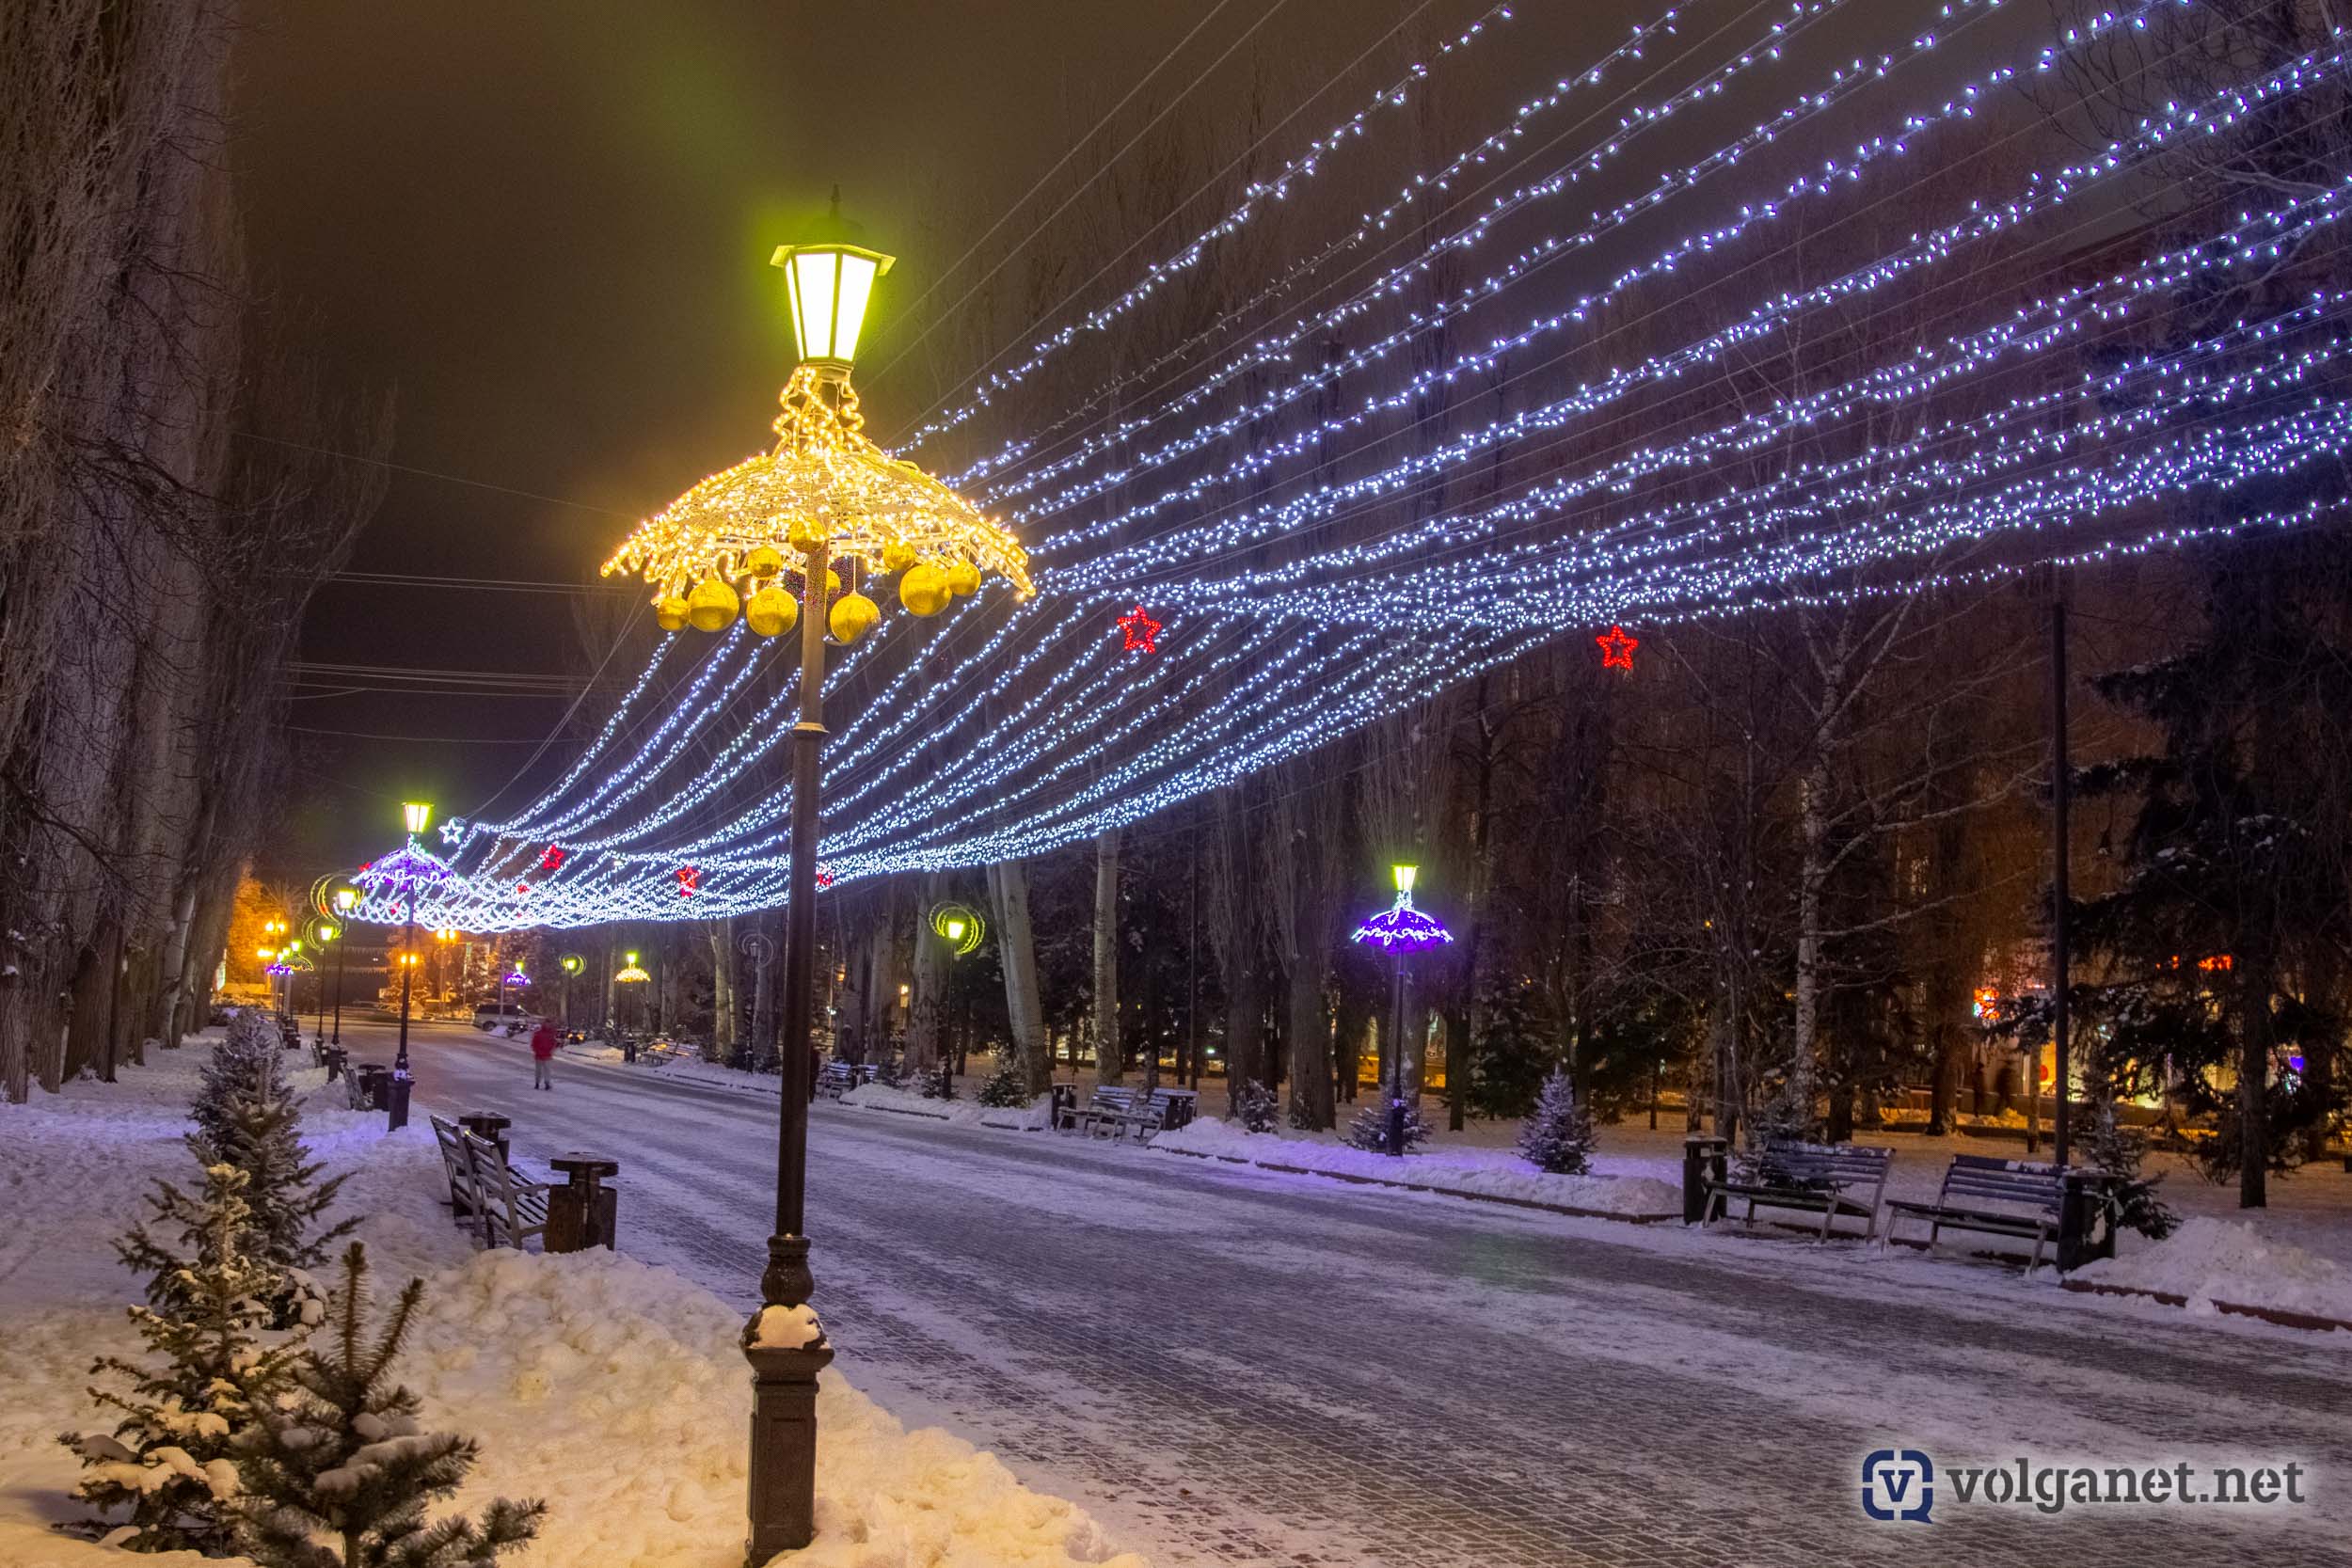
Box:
744, 585, 798, 638
828, 590, 880, 643
654, 595, 691, 632
743, 545, 786, 579
787, 516, 828, 554
899, 563, 951, 617
881, 539, 918, 574
944, 558, 982, 597
686, 577, 740, 633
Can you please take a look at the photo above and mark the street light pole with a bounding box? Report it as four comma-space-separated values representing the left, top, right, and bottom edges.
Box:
332, 926, 347, 1045
1388, 950, 1408, 1159
747, 535, 834, 1562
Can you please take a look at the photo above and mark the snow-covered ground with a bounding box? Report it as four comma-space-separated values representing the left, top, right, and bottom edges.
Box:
0, 1037, 1144, 1568
564, 1042, 2352, 1318
1152, 1117, 1682, 1218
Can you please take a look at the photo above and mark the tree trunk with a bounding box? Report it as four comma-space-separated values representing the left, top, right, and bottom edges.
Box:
988, 860, 1052, 1094
1092, 829, 1122, 1084
1287, 958, 1333, 1130
2237, 954, 2273, 1209
905, 874, 949, 1078
1789, 751, 1830, 1125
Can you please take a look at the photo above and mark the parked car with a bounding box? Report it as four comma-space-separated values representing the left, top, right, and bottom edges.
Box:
471, 1003, 532, 1033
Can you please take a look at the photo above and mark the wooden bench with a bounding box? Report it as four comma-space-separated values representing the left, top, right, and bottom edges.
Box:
428, 1116, 483, 1221
817, 1060, 880, 1100
1060, 1085, 1196, 1141
1702, 1138, 1892, 1243
462, 1131, 550, 1250
1883, 1155, 2070, 1271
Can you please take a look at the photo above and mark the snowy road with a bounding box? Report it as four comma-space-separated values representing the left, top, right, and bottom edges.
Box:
369, 1021, 2349, 1568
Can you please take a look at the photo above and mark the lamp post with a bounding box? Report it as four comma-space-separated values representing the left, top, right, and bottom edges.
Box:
310, 922, 339, 1044
1350, 864, 1454, 1157
560, 953, 584, 1028
602, 207, 1032, 1562
332, 888, 357, 1043
392, 802, 432, 1091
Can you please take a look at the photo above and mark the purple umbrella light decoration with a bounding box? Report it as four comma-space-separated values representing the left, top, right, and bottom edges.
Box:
1351, 863, 1454, 954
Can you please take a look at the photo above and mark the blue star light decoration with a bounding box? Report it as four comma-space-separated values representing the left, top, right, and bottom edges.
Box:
1350, 864, 1453, 954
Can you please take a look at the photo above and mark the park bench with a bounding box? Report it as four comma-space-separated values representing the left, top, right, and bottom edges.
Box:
1701, 1137, 1892, 1242
461, 1130, 549, 1250
428, 1116, 483, 1220
817, 1060, 880, 1100
1060, 1085, 1196, 1141
1883, 1154, 2073, 1271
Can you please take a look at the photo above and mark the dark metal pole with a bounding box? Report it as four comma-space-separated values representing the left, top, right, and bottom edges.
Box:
746, 535, 834, 1562
315, 950, 327, 1043
2051, 588, 2073, 1167
395, 881, 415, 1073
330, 932, 344, 1045
1386, 952, 1407, 1157
1185, 807, 1200, 1090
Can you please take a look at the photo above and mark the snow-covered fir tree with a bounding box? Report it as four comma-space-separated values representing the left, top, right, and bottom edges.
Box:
2078, 1089, 2180, 1240
1343, 1097, 1429, 1154
232, 1243, 543, 1568
181, 1012, 353, 1309
976, 1057, 1028, 1108
1518, 1069, 1597, 1175
1230, 1078, 1279, 1133
1468, 978, 1553, 1120
61, 1159, 303, 1554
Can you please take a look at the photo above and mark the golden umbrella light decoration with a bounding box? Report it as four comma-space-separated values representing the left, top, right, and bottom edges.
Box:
600, 363, 1033, 641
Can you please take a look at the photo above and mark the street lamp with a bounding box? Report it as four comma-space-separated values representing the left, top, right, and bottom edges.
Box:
331, 888, 357, 1043
310, 922, 340, 1046
614, 951, 650, 1035
600, 209, 1033, 1560
560, 953, 584, 1028
1350, 864, 1454, 1158
392, 802, 432, 1081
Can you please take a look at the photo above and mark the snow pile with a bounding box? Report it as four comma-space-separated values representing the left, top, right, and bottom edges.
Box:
1152, 1117, 1680, 1218
405, 1248, 1144, 1567
840, 1082, 1053, 1132
2072, 1216, 2352, 1324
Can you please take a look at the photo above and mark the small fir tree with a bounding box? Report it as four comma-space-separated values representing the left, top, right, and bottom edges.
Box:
1467, 979, 1553, 1120
2079, 1089, 2181, 1240
232, 1243, 544, 1568
1518, 1069, 1597, 1175
976, 1058, 1029, 1108
1343, 1098, 1430, 1154
60, 1160, 302, 1554
1231, 1078, 1279, 1133
184, 1013, 354, 1309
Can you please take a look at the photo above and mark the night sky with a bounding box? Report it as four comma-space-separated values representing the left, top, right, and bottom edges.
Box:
231, 0, 2021, 879
236, 0, 1361, 876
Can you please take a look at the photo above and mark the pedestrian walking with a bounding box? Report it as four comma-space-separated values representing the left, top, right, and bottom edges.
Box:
531, 1018, 559, 1090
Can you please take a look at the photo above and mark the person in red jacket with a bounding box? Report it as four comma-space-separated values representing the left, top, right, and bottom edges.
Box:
530, 1019, 559, 1090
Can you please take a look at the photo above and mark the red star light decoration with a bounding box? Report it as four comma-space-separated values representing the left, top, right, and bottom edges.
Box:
675, 865, 700, 898
1596, 625, 1639, 671
1117, 603, 1162, 655
540, 845, 566, 872
815, 867, 835, 890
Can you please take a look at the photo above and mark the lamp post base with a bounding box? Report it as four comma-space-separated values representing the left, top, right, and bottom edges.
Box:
743, 1234, 830, 1562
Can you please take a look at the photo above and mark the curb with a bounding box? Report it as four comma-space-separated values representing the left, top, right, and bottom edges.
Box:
1151, 1145, 1676, 1225
2058, 1278, 2352, 1335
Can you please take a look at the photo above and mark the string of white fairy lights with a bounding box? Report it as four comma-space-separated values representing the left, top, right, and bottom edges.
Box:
993, 0, 2026, 527
349, 0, 2350, 930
